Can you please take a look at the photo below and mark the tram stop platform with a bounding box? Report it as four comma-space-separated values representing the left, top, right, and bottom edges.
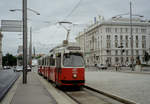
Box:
1, 71, 77, 104
2, 71, 57, 104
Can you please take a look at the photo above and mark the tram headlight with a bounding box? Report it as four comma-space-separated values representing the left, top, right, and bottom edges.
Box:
73, 73, 77, 78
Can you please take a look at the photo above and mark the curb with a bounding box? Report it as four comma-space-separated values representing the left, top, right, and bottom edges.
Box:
84, 85, 138, 104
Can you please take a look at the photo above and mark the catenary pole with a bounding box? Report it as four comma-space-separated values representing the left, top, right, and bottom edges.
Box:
29, 27, 32, 69
130, 1, 134, 71
23, 0, 28, 84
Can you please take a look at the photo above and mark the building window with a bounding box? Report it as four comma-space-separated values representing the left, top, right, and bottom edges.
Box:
106, 50, 111, 55
136, 36, 138, 48
136, 36, 138, 40
125, 28, 128, 33
136, 50, 139, 56
115, 35, 118, 40
115, 50, 118, 55
141, 29, 146, 33
115, 42, 118, 48
115, 57, 119, 62
142, 36, 146, 40
121, 57, 124, 63
136, 42, 138, 48
107, 35, 111, 40
107, 41, 111, 48
136, 28, 138, 33
126, 57, 129, 62
106, 28, 111, 33
115, 28, 118, 33
126, 50, 128, 56
143, 50, 146, 55
126, 42, 128, 48
120, 35, 123, 40
107, 57, 111, 64
142, 42, 146, 48
142, 36, 146, 48
120, 28, 123, 33
115, 35, 118, 48
125, 35, 128, 40
125, 35, 128, 48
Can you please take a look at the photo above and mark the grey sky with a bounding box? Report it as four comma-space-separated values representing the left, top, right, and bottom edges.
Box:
0, 0, 150, 55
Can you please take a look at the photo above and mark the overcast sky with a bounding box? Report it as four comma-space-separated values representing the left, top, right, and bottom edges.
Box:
0, 0, 150, 55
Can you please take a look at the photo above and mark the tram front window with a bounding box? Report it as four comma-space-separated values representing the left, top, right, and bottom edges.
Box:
63, 53, 84, 67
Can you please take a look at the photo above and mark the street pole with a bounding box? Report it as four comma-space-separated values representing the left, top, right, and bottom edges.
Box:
33, 46, 35, 57
23, 0, 27, 84
120, 43, 123, 66
130, 1, 134, 71
29, 27, 32, 69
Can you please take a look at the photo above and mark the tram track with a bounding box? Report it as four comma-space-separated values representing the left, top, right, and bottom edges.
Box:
38, 72, 138, 104
62, 86, 137, 104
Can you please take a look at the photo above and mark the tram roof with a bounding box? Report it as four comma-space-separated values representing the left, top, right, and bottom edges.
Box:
49, 42, 81, 54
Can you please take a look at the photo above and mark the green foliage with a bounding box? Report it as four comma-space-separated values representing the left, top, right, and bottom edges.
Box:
2, 53, 17, 66
35, 55, 41, 59
17, 55, 23, 60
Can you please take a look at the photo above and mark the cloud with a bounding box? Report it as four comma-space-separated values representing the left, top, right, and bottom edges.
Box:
1, 0, 150, 55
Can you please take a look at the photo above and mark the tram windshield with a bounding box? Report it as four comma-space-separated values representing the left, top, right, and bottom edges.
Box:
63, 53, 84, 67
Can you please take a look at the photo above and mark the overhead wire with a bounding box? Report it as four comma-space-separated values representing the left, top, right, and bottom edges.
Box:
65, 0, 82, 19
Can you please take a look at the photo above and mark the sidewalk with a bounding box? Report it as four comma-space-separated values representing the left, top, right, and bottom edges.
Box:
10, 72, 56, 104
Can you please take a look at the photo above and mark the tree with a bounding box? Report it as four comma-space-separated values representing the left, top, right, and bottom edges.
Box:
144, 51, 150, 64
2, 53, 17, 66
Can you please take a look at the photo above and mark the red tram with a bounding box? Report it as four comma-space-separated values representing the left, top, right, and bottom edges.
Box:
38, 43, 85, 87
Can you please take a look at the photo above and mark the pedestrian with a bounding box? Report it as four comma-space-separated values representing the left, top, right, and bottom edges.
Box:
115, 64, 118, 71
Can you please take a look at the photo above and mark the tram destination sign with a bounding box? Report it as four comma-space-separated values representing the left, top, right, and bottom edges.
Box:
67, 46, 81, 50
1, 20, 23, 32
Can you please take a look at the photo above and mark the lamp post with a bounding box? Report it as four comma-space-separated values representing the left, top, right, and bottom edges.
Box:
112, 2, 143, 71
29, 27, 32, 69
130, 1, 134, 71
10, 3, 40, 84
22, 0, 28, 84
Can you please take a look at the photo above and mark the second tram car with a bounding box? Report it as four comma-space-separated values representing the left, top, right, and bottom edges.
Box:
38, 43, 85, 87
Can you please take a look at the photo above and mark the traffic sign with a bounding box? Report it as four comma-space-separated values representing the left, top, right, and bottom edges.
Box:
1, 20, 23, 32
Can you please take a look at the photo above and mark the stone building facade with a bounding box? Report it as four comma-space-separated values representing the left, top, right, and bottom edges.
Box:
76, 18, 150, 66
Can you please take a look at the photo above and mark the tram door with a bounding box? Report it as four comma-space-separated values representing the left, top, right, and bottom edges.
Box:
56, 53, 61, 83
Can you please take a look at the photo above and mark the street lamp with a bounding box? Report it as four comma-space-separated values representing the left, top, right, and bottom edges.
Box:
10, 8, 40, 15
10, 6, 40, 83
112, 2, 144, 71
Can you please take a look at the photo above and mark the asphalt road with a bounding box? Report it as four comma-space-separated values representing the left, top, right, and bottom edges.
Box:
85, 69, 150, 104
0, 69, 20, 101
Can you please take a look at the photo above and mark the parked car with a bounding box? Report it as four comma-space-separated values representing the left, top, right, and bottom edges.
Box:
3, 66, 11, 70
27, 65, 31, 72
14, 66, 23, 72
97, 64, 107, 70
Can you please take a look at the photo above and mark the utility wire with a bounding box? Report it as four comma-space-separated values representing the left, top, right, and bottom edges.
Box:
65, 0, 82, 19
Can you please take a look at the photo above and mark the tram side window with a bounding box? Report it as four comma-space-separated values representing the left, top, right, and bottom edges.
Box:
42, 59, 44, 66
50, 56, 55, 66
56, 53, 61, 68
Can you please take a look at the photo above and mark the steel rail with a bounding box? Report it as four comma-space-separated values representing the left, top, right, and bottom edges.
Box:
84, 85, 137, 104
